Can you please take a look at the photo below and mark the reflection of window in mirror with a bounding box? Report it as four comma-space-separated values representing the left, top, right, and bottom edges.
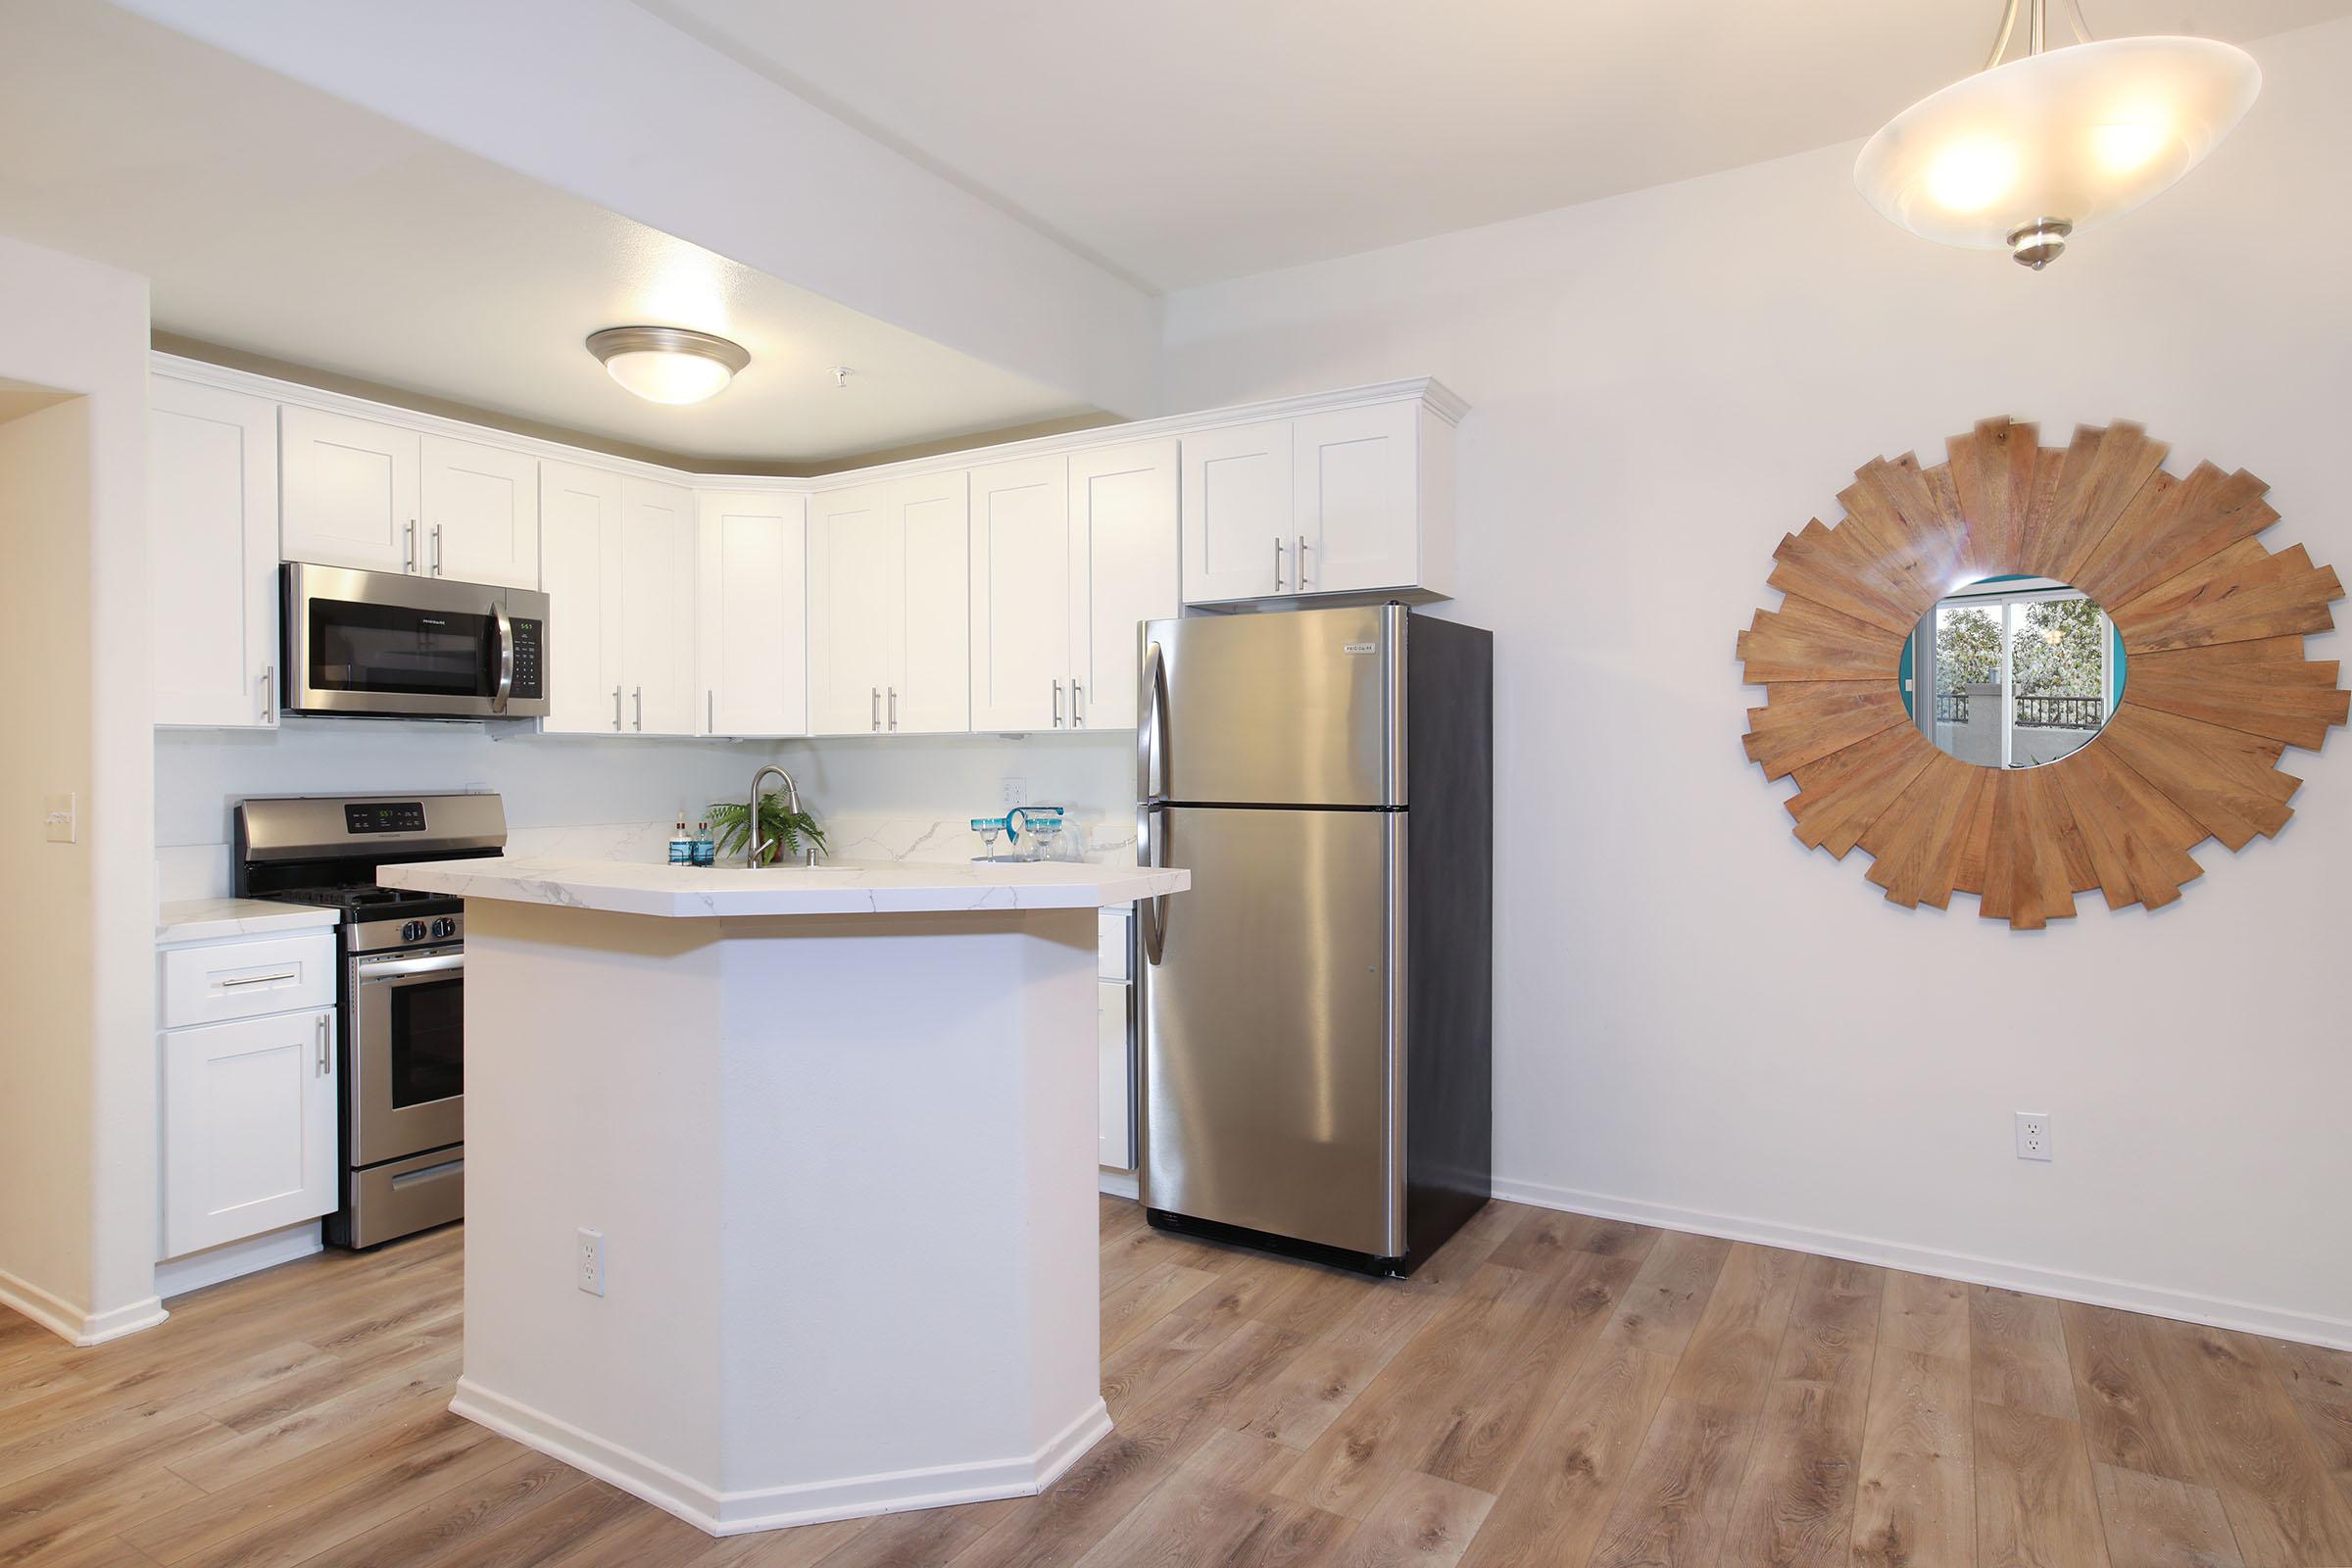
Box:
1898, 577, 2126, 769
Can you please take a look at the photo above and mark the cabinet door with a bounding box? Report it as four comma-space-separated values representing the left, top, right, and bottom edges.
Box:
618, 478, 697, 735
1099, 979, 1133, 1171
892, 472, 972, 734
967, 456, 1070, 732
151, 377, 279, 728
696, 490, 808, 737
162, 1008, 338, 1256
1068, 439, 1178, 730
279, 407, 419, 574
808, 482, 895, 735
539, 461, 624, 734
1293, 402, 1419, 595
1180, 418, 1292, 605
421, 435, 540, 589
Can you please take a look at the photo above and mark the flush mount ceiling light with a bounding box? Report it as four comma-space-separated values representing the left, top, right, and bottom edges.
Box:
585, 325, 751, 405
1854, 0, 2259, 269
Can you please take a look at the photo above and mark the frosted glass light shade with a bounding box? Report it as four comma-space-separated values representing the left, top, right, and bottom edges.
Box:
585, 326, 750, 405
1855, 36, 2259, 261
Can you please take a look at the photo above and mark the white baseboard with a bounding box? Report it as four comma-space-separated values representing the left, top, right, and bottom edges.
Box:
1491, 1176, 2352, 1352
156, 1222, 323, 1300
450, 1379, 1112, 1538
1097, 1168, 1139, 1200
0, 1265, 169, 1347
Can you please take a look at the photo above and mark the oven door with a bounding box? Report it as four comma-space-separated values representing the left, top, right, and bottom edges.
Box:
283, 563, 550, 718
350, 948, 466, 1166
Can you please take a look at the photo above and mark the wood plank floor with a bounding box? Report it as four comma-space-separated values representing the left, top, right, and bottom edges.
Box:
6, 1198, 2351, 1567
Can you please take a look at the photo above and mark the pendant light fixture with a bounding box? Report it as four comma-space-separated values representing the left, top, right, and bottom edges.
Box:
586, 326, 751, 405
1854, 0, 2259, 269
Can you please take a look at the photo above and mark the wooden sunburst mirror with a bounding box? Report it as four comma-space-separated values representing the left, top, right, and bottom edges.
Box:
1738, 417, 2347, 928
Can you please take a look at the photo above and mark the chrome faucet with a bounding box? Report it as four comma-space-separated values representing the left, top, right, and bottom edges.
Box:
747, 763, 817, 868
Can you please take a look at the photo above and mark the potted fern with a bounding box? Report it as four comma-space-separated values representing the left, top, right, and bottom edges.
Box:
707, 793, 829, 868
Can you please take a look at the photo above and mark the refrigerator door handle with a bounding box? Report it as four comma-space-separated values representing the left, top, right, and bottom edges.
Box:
1138, 803, 1167, 964
1136, 639, 1166, 803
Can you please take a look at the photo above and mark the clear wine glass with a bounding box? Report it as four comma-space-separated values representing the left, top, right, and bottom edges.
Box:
970, 816, 1003, 860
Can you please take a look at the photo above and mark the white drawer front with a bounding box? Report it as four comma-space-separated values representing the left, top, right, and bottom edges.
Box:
1098, 908, 1131, 983
162, 932, 337, 1029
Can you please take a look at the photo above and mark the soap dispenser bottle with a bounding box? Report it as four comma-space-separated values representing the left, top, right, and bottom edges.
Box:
692, 819, 716, 867
669, 816, 694, 866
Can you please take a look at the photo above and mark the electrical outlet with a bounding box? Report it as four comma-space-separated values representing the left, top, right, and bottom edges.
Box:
577, 1228, 606, 1296
43, 793, 75, 844
2014, 1112, 2053, 1162
1001, 777, 1027, 808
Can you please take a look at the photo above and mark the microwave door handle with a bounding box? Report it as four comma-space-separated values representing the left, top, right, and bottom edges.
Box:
491, 604, 514, 714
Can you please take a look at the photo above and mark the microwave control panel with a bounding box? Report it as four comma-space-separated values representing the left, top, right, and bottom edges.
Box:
509, 618, 544, 700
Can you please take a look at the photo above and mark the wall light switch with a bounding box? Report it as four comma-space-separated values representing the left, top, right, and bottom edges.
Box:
43, 793, 76, 844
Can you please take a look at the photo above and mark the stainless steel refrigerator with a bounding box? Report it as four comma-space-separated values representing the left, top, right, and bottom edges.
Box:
1135, 604, 1492, 1275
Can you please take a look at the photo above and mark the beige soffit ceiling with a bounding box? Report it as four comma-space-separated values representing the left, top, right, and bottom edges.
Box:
0, 0, 1103, 466
640, 0, 2352, 291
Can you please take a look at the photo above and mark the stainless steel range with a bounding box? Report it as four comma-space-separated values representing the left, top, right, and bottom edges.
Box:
233, 793, 506, 1248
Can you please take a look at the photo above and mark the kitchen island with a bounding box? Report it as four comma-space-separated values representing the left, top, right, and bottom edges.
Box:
377, 855, 1189, 1537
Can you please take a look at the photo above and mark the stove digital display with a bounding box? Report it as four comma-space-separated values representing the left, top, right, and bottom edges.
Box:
345, 802, 427, 834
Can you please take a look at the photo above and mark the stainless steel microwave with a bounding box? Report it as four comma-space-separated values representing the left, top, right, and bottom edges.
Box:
282, 564, 550, 719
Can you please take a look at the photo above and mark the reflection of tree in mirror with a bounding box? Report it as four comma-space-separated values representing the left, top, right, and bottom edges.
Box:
1935, 607, 1999, 693
2011, 598, 2105, 697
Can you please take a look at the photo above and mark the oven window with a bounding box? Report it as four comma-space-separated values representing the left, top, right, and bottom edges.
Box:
389, 976, 465, 1107
309, 599, 494, 696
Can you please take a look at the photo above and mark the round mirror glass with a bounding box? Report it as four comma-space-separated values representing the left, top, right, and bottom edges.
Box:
1899, 578, 2125, 768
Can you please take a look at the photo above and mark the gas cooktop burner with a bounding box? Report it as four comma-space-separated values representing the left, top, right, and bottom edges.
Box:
273, 885, 446, 911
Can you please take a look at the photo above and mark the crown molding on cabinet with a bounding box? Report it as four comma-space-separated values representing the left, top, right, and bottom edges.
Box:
150, 351, 1465, 497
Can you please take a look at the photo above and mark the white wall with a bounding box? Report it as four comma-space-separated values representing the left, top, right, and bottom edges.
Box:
0, 233, 159, 1344
1161, 19, 2352, 1343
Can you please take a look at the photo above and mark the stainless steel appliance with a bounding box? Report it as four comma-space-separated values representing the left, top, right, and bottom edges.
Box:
282, 563, 549, 720
1136, 604, 1492, 1276
234, 793, 507, 1248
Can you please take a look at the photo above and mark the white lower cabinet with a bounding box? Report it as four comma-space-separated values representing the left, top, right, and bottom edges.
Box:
696, 490, 808, 737
1099, 908, 1135, 1172
150, 375, 280, 729
159, 931, 340, 1259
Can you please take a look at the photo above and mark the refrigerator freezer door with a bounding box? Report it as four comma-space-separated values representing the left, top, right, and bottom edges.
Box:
1141, 605, 1402, 808
1141, 805, 1403, 1256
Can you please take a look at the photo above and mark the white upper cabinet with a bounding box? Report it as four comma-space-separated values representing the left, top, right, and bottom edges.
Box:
421, 435, 540, 589
1068, 439, 1179, 731
1180, 419, 1293, 604
808, 482, 897, 735
968, 456, 1072, 732
1180, 388, 1457, 606
280, 407, 419, 575
696, 490, 808, 738
808, 475, 969, 735
539, 461, 624, 735
618, 478, 697, 736
151, 376, 280, 729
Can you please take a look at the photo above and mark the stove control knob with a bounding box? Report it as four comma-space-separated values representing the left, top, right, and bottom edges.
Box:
402, 919, 427, 944
430, 917, 457, 940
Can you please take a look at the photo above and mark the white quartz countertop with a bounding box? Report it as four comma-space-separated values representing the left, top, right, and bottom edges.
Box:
379, 856, 1190, 918
158, 897, 341, 944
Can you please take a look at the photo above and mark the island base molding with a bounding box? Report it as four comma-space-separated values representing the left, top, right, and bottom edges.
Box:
451, 1378, 1113, 1535
456, 901, 1113, 1538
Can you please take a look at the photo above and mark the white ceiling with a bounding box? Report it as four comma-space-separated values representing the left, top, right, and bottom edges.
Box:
0, 0, 1097, 466
641, 0, 2352, 291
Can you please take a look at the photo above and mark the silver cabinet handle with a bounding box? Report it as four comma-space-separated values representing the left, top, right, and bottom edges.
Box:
220, 971, 298, 988
404, 519, 416, 574
612, 685, 623, 732
430, 523, 444, 576
708, 690, 715, 733
259, 664, 274, 724
1297, 534, 1309, 588
316, 1011, 331, 1076
1072, 680, 1085, 727
1273, 535, 1285, 591
1053, 678, 1063, 728
632, 686, 644, 732
888, 686, 898, 731
871, 686, 881, 732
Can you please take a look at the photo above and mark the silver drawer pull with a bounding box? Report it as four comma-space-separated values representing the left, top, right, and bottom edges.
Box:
316, 1011, 331, 1076
219, 971, 298, 988
390, 1156, 463, 1190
